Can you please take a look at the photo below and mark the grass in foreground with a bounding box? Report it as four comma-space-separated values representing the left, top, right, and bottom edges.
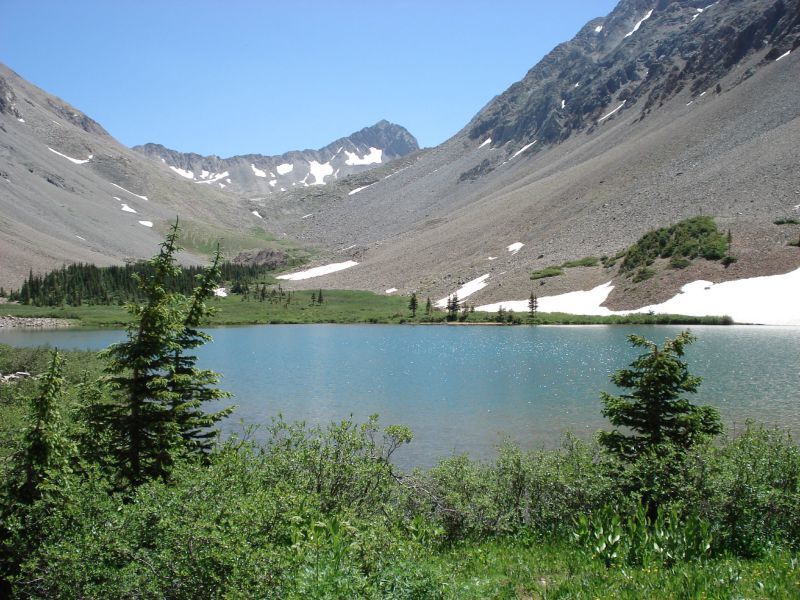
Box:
431, 539, 799, 599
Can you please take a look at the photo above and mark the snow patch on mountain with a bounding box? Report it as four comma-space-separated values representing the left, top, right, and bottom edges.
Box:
345, 147, 382, 166
195, 171, 229, 185
478, 138, 492, 149
599, 100, 626, 122
138, 220, 153, 228
276, 261, 359, 281
111, 183, 148, 201
349, 183, 375, 196
624, 9, 653, 38
308, 160, 333, 185
251, 164, 267, 177
507, 242, 524, 255
120, 204, 137, 213
436, 274, 491, 308
276, 163, 293, 175
169, 166, 194, 179
512, 141, 537, 158
48, 147, 92, 165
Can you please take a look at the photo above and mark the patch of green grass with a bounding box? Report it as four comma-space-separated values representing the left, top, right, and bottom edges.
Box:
160, 219, 309, 259
774, 218, 800, 225
1, 296, 735, 327
562, 256, 600, 268
428, 539, 800, 599
208, 289, 411, 325
531, 257, 601, 280
531, 266, 565, 280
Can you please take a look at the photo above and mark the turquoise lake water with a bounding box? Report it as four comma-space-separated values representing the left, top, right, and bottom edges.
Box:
1, 324, 798, 468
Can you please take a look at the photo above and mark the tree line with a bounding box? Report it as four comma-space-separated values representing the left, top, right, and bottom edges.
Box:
3, 260, 279, 307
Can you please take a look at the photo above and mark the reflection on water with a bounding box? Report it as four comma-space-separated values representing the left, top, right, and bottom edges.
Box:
2, 324, 798, 468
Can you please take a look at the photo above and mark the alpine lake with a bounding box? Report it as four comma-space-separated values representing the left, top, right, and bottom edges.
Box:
1, 324, 798, 469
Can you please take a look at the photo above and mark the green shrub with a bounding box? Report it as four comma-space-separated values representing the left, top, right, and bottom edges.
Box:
621, 217, 729, 274
773, 218, 800, 225
669, 256, 691, 269
531, 266, 564, 280
562, 256, 600, 268
632, 267, 655, 282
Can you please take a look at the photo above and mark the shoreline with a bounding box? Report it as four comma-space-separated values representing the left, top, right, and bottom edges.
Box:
0, 315, 74, 329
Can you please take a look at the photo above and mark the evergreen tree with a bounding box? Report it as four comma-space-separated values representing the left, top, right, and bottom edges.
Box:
97, 221, 231, 488
528, 292, 538, 320
310, 291, 317, 305
11, 350, 73, 505
1, 351, 74, 600
496, 305, 506, 323
447, 293, 459, 321
169, 245, 233, 456
425, 297, 432, 317
599, 331, 722, 461
317, 289, 324, 304
408, 292, 418, 317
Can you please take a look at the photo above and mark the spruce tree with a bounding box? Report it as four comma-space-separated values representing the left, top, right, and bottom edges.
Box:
425, 297, 432, 317
408, 292, 418, 317
11, 350, 73, 505
168, 245, 233, 456
599, 331, 722, 461
317, 289, 323, 304
447, 293, 459, 321
97, 221, 231, 488
528, 292, 538, 320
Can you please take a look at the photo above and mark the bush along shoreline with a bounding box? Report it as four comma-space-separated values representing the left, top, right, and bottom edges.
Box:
1, 226, 796, 598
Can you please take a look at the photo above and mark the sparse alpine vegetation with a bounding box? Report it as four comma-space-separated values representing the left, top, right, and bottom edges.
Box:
531, 256, 599, 280
620, 216, 733, 275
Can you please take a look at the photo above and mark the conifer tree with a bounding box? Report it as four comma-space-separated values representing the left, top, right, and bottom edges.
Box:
447, 293, 459, 321
408, 292, 418, 317
97, 221, 231, 488
425, 297, 432, 317
168, 245, 233, 456
317, 289, 323, 304
528, 292, 538, 320
599, 331, 722, 461
12, 350, 73, 505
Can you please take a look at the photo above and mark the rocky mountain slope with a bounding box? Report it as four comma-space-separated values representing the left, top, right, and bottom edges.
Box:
132, 121, 418, 197
275, 0, 800, 309
0, 63, 276, 291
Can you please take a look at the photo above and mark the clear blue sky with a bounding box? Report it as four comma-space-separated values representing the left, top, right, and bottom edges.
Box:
1, 1, 618, 157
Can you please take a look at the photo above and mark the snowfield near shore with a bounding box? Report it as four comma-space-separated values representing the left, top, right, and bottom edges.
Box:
475, 268, 800, 326
276, 261, 359, 281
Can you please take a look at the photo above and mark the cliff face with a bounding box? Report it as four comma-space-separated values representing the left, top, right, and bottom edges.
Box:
465, 0, 800, 155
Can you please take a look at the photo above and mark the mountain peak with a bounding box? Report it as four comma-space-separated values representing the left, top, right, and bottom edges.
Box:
132, 120, 419, 194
